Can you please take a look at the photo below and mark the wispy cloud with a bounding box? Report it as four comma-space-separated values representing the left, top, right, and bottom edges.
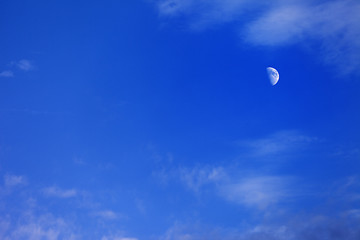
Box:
155, 131, 313, 209
333, 176, 360, 203
4, 174, 26, 187
244, 0, 360, 76
179, 165, 226, 192
73, 156, 87, 166
0, 70, 14, 78
43, 186, 77, 198
0, 108, 70, 117
135, 198, 146, 214
0, 174, 137, 239
16, 59, 34, 71
161, 212, 360, 240
220, 176, 294, 209
158, 0, 260, 29
160, 174, 360, 239
238, 130, 316, 159
156, 0, 360, 75
0, 213, 79, 240
176, 166, 296, 209
101, 235, 138, 240
0, 59, 34, 78
94, 210, 119, 220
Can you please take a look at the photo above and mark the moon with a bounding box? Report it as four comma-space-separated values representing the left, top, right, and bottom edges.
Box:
267, 67, 279, 86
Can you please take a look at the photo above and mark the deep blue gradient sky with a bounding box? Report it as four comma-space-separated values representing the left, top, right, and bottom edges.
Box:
1, 0, 360, 239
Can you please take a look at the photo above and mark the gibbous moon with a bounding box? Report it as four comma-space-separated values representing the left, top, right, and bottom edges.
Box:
267, 67, 279, 86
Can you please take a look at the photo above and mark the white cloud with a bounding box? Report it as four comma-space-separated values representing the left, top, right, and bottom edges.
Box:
162, 174, 360, 239
220, 176, 293, 209
157, 0, 360, 75
244, 0, 360, 75
0, 71, 14, 78
11, 222, 61, 240
0, 59, 34, 78
238, 130, 315, 159
101, 235, 138, 240
346, 209, 360, 218
177, 166, 294, 209
0, 213, 79, 240
135, 198, 146, 214
156, 131, 311, 209
94, 210, 118, 220
4, 174, 26, 187
0, 176, 134, 239
161, 213, 360, 240
157, 0, 308, 27
0, 219, 11, 240
16, 59, 34, 71
158, 0, 264, 31
43, 187, 77, 198
244, 5, 311, 46
179, 166, 226, 192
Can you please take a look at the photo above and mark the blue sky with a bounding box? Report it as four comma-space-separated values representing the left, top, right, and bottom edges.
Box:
0, 0, 360, 239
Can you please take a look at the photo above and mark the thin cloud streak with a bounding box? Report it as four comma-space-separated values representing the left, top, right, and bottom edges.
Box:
237, 130, 316, 159
4, 174, 26, 187
43, 186, 77, 198
161, 212, 360, 240
220, 176, 293, 209
244, 0, 360, 75
157, 0, 360, 75
101, 235, 138, 240
94, 210, 119, 220
158, 0, 259, 29
177, 166, 296, 210
179, 166, 226, 192
0, 59, 34, 78
16, 59, 34, 71
0, 211, 79, 240
0, 71, 14, 78
155, 131, 313, 209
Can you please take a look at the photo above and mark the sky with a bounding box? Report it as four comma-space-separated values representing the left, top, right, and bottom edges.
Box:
0, 0, 360, 239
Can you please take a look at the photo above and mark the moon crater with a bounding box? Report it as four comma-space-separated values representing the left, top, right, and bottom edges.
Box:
267, 67, 279, 86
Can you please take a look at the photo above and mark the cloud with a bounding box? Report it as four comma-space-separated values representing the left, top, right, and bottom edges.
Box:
135, 198, 146, 214
161, 213, 360, 240
0, 59, 34, 78
0, 175, 137, 239
244, 0, 360, 76
220, 176, 293, 209
245, 215, 360, 240
16, 59, 34, 71
177, 166, 295, 209
101, 235, 138, 240
157, 0, 261, 27
154, 131, 312, 209
10, 221, 74, 240
4, 174, 26, 187
238, 130, 315, 159
333, 176, 360, 203
94, 210, 118, 220
244, 5, 311, 46
160, 174, 360, 239
179, 166, 226, 192
0, 71, 14, 78
156, 0, 360, 75
0, 212, 79, 240
43, 187, 77, 198
157, 0, 309, 28
160, 222, 222, 240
